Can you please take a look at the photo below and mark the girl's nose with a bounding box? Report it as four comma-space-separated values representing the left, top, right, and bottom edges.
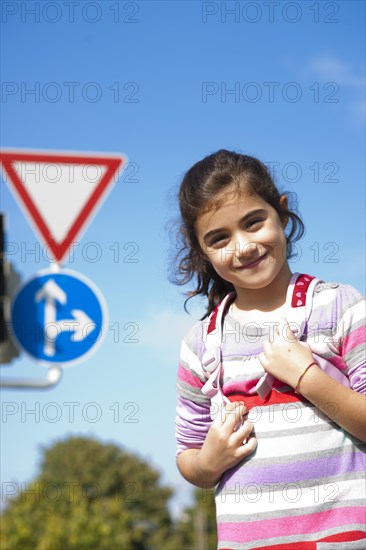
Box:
235, 234, 259, 261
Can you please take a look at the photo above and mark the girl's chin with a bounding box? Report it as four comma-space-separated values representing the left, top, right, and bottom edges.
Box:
231, 264, 288, 289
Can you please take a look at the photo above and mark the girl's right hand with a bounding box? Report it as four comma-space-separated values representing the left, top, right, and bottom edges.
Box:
197, 401, 257, 482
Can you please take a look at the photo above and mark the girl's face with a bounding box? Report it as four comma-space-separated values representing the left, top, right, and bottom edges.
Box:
195, 188, 289, 293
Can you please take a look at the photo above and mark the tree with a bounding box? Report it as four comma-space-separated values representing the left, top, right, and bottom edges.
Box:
171, 487, 217, 550
1, 436, 177, 550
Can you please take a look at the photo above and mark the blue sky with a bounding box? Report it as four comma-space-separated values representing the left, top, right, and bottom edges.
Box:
0, 0, 365, 517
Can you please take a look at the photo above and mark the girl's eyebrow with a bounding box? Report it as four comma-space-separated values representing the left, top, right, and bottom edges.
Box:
203, 208, 267, 243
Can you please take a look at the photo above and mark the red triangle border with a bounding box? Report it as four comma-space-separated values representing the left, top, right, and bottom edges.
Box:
0, 150, 125, 264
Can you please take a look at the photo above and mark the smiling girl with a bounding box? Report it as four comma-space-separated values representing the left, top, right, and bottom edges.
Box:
173, 150, 366, 549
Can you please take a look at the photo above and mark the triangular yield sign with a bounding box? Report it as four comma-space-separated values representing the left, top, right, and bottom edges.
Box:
0, 150, 125, 264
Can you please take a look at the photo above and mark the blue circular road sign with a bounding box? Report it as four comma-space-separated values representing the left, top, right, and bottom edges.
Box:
11, 269, 108, 366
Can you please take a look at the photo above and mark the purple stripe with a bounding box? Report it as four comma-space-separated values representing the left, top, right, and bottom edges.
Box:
176, 396, 212, 455
221, 449, 366, 488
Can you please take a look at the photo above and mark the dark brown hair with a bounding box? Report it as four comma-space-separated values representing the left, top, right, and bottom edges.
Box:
169, 149, 304, 318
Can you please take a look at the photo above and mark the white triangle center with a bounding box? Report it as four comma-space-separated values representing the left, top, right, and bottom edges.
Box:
13, 161, 108, 242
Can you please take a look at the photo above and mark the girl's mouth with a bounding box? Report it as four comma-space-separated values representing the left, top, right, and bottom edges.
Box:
237, 252, 269, 270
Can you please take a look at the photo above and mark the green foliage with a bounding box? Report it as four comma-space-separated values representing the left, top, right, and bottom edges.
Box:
172, 487, 217, 550
1, 435, 218, 549
1, 436, 174, 550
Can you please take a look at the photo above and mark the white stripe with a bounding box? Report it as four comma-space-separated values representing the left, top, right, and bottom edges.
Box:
312, 287, 339, 308
312, 292, 364, 327
247, 402, 333, 432
216, 478, 366, 517
223, 357, 265, 378
334, 300, 366, 336
252, 428, 356, 460
179, 340, 203, 374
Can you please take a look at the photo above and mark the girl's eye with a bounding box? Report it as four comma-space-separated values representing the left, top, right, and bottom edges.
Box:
246, 218, 264, 229
209, 235, 228, 247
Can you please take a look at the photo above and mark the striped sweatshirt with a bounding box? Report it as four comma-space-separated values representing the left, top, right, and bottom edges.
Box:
175, 279, 366, 549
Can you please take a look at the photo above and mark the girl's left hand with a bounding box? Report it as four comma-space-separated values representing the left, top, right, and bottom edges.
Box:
258, 317, 316, 390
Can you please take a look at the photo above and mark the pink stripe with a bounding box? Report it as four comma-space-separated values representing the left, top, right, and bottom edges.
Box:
223, 380, 260, 394
342, 325, 366, 355
218, 507, 366, 544
326, 353, 347, 371
177, 363, 203, 389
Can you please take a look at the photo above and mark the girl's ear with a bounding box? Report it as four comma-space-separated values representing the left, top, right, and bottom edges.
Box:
279, 194, 289, 228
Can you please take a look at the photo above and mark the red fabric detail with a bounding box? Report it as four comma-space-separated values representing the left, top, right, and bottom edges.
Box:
246, 543, 316, 550
226, 389, 307, 410
319, 531, 366, 543
241, 531, 366, 549
207, 296, 234, 334
207, 306, 219, 334
211, 274, 316, 336
291, 274, 315, 308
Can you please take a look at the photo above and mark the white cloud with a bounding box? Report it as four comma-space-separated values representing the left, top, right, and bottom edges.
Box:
302, 53, 364, 88
299, 52, 365, 124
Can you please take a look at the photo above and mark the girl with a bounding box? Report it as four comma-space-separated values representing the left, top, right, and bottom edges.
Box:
173, 150, 366, 549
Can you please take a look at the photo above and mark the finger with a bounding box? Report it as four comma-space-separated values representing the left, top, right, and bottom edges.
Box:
221, 402, 247, 431
222, 400, 247, 415
279, 317, 297, 343
258, 351, 270, 369
262, 340, 272, 354
236, 434, 257, 459
233, 420, 255, 445
215, 400, 244, 423
221, 401, 248, 422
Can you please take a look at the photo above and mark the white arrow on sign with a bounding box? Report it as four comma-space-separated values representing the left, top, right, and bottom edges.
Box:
35, 279, 96, 356
57, 310, 96, 342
